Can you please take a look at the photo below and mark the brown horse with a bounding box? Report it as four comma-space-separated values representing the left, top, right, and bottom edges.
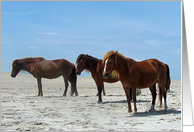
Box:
11, 57, 78, 96
76, 54, 119, 102
102, 51, 170, 113
76, 54, 133, 103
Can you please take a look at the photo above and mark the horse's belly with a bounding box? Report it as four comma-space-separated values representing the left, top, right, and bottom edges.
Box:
40, 70, 62, 79
137, 78, 157, 88
104, 78, 119, 83
121, 76, 157, 88
42, 74, 62, 79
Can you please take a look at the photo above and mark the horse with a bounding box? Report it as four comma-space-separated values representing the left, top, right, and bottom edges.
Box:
76, 54, 134, 103
102, 51, 170, 113
11, 57, 78, 96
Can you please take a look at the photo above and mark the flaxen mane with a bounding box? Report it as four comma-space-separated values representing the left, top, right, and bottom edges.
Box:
102, 51, 125, 79
102, 51, 125, 64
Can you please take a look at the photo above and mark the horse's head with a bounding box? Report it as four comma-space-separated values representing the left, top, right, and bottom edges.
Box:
76, 54, 87, 75
102, 51, 118, 79
11, 59, 21, 78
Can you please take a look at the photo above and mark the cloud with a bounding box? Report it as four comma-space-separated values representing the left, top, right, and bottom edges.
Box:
1, 12, 34, 15
144, 39, 173, 46
37, 32, 61, 35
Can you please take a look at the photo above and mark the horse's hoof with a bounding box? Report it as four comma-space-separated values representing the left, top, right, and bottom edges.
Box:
133, 111, 137, 114
149, 105, 155, 111
103, 93, 106, 96
63, 94, 67, 96
149, 109, 155, 112
164, 108, 167, 112
75, 93, 78, 96
128, 110, 132, 113
96, 93, 99, 96
98, 100, 102, 103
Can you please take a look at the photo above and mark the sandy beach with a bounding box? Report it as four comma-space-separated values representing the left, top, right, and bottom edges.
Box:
1, 72, 181, 131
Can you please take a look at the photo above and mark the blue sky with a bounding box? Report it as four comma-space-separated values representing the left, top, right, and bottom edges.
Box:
1, 1, 181, 80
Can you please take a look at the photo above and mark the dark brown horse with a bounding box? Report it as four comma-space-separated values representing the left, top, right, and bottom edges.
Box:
11, 57, 78, 96
102, 51, 170, 113
76, 54, 119, 102
76, 54, 133, 103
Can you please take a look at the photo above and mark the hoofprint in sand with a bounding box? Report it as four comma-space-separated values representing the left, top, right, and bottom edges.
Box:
1, 72, 181, 131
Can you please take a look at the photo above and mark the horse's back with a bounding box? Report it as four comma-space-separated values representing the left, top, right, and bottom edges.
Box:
128, 59, 166, 88
140, 59, 167, 85
33, 59, 75, 78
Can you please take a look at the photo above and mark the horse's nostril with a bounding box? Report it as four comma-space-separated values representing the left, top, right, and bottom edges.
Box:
103, 73, 109, 78
11, 74, 15, 78
76, 71, 81, 75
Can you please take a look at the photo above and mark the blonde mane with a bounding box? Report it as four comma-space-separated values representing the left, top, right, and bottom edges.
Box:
102, 51, 125, 79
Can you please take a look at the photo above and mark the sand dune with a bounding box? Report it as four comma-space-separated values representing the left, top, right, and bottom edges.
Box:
1, 72, 181, 131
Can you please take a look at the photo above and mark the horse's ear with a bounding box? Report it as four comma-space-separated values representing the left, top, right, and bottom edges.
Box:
83, 54, 87, 58
114, 50, 118, 55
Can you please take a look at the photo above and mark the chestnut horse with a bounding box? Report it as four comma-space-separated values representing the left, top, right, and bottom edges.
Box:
11, 57, 78, 96
102, 51, 170, 113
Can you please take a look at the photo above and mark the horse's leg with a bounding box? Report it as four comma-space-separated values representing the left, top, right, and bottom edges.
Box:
97, 82, 103, 103
96, 87, 105, 96
158, 85, 163, 108
161, 86, 167, 111
37, 78, 43, 96
136, 88, 141, 96
130, 88, 132, 101
123, 87, 132, 113
95, 80, 106, 96
149, 84, 157, 111
102, 86, 106, 96
132, 88, 137, 114
68, 71, 78, 96
62, 75, 69, 96
96, 83, 105, 96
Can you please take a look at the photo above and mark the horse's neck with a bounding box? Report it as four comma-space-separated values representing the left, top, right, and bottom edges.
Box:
116, 55, 133, 75
18, 60, 35, 73
85, 58, 98, 72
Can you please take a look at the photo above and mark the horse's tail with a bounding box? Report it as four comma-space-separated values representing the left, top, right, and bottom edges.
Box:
165, 64, 170, 92
68, 64, 78, 96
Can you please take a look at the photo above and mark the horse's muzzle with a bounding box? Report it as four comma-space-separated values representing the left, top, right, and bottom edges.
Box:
11, 74, 16, 78
76, 71, 81, 75
103, 73, 109, 79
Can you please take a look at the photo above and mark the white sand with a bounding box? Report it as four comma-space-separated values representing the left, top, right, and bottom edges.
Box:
1, 72, 181, 131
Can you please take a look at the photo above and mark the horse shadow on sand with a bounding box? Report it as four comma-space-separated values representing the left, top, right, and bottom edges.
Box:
101, 99, 150, 104
126, 109, 181, 117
